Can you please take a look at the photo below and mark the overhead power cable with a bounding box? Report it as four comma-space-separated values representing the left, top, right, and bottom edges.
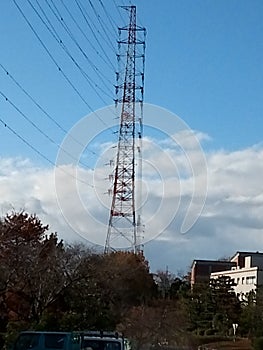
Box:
12, 0, 115, 132
111, 0, 126, 26
0, 116, 54, 167
87, 0, 116, 53
120, 0, 132, 6
79, 0, 116, 54
27, 0, 114, 102
0, 63, 96, 155
59, 0, 115, 73
0, 115, 95, 188
98, 0, 119, 35
0, 90, 93, 170
0, 62, 97, 157
45, 0, 114, 89
74, 0, 116, 71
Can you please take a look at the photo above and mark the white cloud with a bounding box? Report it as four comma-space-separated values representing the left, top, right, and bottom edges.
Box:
0, 139, 263, 273
168, 130, 211, 150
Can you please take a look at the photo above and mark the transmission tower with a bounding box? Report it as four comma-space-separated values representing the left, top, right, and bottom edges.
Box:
104, 5, 146, 254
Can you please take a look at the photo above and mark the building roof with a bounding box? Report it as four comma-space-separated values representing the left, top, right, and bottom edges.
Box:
211, 265, 258, 276
231, 251, 263, 261
191, 259, 235, 267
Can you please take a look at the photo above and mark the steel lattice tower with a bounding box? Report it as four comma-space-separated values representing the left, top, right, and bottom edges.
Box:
104, 6, 146, 254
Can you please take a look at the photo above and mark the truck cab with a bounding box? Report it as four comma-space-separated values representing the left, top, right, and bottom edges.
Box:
13, 331, 81, 350
12, 331, 128, 350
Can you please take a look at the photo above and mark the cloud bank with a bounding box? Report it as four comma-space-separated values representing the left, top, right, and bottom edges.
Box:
1, 138, 263, 273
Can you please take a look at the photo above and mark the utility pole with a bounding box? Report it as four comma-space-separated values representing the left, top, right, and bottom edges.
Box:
104, 6, 146, 254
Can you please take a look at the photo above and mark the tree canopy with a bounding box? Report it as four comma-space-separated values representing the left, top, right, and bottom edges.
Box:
0, 211, 262, 349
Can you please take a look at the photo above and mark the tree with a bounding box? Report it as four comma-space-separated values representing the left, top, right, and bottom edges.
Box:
118, 299, 191, 349
0, 221, 157, 337
98, 252, 156, 320
154, 269, 174, 299
153, 270, 190, 300
0, 212, 47, 323
188, 282, 215, 334
188, 277, 241, 336
239, 286, 263, 338
170, 276, 190, 299
210, 276, 241, 335
0, 212, 69, 333
56, 250, 157, 331
57, 248, 115, 331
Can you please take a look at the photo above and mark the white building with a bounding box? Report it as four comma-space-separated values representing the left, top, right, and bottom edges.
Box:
210, 252, 263, 300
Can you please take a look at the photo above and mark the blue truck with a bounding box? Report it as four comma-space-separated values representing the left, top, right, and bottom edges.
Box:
13, 331, 128, 350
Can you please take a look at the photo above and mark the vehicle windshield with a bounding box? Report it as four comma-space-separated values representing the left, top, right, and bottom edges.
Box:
14, 333, 40, 350
81, 340, 121, 350
44, 334, 67, 349
14, 333, 67, 350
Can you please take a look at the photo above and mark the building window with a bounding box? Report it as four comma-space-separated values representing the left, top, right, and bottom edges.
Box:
242, 277, 245, 284
237, 277, 240, 285
246, 276, 256, 285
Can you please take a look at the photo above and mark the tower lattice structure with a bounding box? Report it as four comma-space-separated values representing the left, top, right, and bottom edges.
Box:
104, 6, 146, 254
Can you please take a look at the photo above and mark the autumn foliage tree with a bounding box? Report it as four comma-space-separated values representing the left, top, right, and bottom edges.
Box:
0, 212, 47, 321
0, 212, 66, 340
58, 251, 157, 331
99, 252, 156, 314
2, 211, 257, 350
0, 211, 158, 345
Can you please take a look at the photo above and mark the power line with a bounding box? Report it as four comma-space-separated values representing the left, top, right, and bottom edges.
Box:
87, 0, 116, 53
98, 0, 119, 35
80, 0, 116, 54
120, 0, 132, 6
27, 0, 114, 102
120, 0, 144, 27
12, 0, 115, 132
47, 0, 114, 90
0, 62, 97, 157
59, 0, 116, 73
0, 115, 95, 188
111, 0, 126, 26
0, 116, 54, 167
74, 0, 116, 71
0, 90, 93, 170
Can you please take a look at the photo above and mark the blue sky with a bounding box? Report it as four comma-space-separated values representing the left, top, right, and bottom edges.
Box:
1, 0, 262, 158
0, 0, 263, 273
143, 0, 263, 150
